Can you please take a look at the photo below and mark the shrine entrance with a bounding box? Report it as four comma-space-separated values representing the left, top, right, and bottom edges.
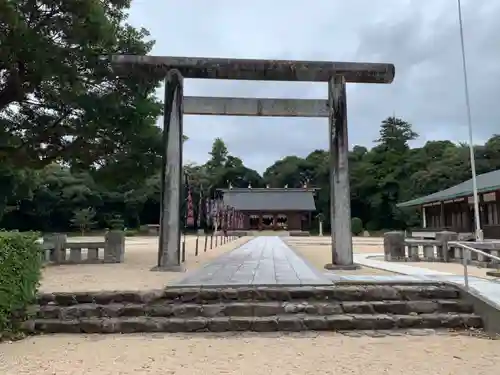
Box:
111, 55, 395, 271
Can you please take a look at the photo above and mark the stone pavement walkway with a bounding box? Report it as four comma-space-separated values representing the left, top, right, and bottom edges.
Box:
170, 236, 500, 309
352, 253, 500, 307
171, 236, 332, 286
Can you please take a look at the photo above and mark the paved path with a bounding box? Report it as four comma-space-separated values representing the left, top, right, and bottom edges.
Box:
171, 236, 500, 308
172, 236, 332, 286
352, 253, 500, 307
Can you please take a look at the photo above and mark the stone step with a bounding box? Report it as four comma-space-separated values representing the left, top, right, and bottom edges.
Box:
25, 313, 483, 334
36, 284, 462, 306
33, 299, 474, 320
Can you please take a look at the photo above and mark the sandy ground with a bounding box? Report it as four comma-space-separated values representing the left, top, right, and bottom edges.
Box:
6, 235, 498, 373
40, 236, 249, 292
287, 236, 385, 254
286, 241, 396, 276
1, 332, 498, 375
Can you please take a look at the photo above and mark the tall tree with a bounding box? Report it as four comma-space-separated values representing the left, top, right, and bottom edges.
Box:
205, 138, 229, 172
0, 0, 162, 169
375, 116, 418, 152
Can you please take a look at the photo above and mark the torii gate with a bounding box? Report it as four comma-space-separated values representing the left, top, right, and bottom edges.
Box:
111, 56, 395, 271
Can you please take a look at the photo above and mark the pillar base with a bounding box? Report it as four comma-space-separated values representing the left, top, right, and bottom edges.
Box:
486, 270, 500, 278
324, 263, 361, 271
150, 264, 186, 272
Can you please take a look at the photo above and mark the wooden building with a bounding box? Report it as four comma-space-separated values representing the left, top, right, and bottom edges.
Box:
398, 169, 500, 239
218, 187, 317, 232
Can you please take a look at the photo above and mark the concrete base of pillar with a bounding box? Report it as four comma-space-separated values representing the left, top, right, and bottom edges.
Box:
324, 263, 361, 271
486, 270, 500, 278
150, 264, 186, 272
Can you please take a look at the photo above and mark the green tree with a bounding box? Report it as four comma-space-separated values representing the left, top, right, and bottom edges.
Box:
206, 138, 229, 172
0, 0, 162, 169
70, 208, 97, 235
375, 116, 418, 152
351, 217, 363, 236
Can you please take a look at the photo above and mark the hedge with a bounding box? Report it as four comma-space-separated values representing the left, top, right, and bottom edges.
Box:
0, 231, 42, 338
351, 217, 364, 236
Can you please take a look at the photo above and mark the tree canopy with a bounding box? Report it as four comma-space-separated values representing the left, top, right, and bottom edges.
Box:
2, 2, 499, 234
1, 116, 499, 233
1, 0, 162, 169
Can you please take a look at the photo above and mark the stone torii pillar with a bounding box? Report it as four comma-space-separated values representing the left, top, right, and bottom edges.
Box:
109, 55, 395, 271
326, 75, 355, 269
154, 69, 185, 271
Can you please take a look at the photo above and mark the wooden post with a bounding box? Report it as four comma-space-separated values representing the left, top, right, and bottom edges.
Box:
440, 201, 445, 228
329, 75, 354, 266
153, 69, 184, 272
479, 193, 486, 227
495, 191, 500, 226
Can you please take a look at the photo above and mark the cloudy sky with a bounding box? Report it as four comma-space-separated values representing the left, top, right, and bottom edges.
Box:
127, 0, 500, 173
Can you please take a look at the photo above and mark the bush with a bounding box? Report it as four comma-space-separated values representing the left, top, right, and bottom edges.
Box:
351, 217, 363, 236
138, 225, 150, 235
125, 229, 138, 237
0, 231, 42, 337
106, 214, 125, 230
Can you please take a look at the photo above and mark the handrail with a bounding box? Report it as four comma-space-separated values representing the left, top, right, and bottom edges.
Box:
448, 241, 500, 289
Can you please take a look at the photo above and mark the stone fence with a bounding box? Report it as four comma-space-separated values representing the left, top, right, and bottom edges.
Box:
41, 231, 125, 265
384, 231, 500, 269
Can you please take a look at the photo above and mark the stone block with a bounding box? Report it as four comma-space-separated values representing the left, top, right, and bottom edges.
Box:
370, 301, 408, 314
490, 250, 500, 267
104, 230, 125, 263
341, 301, 374, 314
87, 247, 99, 261
302, 315, 328, 330
409, 244, 420, 261
252, 317, 279, 332
435, 231, 458, 262
383, 231, 405, 261
44, 233, 67, 263
69, 247, 82, 263
423, 244, 435, 260
277, 316, 305, 331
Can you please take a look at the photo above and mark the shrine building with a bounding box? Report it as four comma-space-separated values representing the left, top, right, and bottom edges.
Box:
398, 169, 500, 239
218, 187, 317, 232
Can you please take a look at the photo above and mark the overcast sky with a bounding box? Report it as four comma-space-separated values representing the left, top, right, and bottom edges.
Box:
127, 0, 500, 173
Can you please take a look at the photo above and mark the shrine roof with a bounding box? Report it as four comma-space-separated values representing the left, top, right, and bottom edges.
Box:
218, 188, 317, 211
397, 169, 500, 207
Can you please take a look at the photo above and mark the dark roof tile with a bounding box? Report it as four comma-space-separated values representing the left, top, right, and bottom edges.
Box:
222, 189, 316, 211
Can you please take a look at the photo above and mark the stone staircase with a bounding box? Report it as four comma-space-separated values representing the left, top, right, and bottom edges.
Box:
24, 283, 483, 334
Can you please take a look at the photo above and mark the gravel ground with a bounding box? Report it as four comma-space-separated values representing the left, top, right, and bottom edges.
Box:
40, 236, 249, 292
1, 332, 498, 375
6, 235, 499, 373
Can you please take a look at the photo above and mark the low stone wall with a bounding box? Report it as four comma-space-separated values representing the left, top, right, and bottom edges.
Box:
41, 231, 125, 265
24, 284, 485, 334
288, 231, 311, 237
384, 231, 500, 269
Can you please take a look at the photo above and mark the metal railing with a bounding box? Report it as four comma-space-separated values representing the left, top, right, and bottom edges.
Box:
449, 241, 500, 289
